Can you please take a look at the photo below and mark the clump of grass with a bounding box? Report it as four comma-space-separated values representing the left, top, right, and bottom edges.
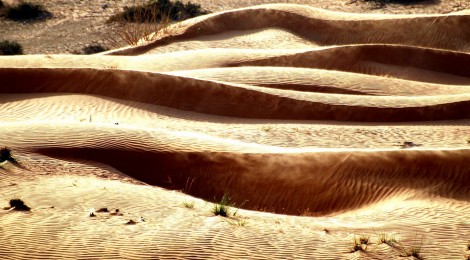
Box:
9, 199, 31, 211
183, 200, 195, 209
82, 44, 108, 55
227, 219, 247, 227
0, 40, 23, 55
350, 235, 368, 253
212, 194, 231, 217
377, 232, 398, 246
398, 241, 423, 259
1, 2, 52, 22
359, 235, 370, 245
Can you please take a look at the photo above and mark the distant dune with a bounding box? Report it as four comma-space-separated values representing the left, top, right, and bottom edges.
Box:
1, 4, 470, 259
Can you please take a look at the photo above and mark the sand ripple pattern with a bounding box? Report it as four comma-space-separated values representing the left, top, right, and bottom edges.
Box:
1, 4, 470, 259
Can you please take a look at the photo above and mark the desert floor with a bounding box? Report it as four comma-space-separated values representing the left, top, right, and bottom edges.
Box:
1, 1, 470, 259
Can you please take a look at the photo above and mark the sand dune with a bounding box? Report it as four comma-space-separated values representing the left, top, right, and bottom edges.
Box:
1, 4, 470, 260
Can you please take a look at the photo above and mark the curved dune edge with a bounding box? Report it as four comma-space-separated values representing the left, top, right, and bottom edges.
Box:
2, 67, 470, 122
106, 4, 470, 55
2, 122, 469, 215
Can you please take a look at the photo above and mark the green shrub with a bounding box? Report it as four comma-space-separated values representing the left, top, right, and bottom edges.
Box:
82, 44, 108, 54
3, 2, 52, 21
212, 194, 232, 217
109, 0, 209, 23
0, 40, 23, 55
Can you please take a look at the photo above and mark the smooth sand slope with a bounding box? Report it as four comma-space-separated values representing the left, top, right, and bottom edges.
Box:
1, 4, 470, 259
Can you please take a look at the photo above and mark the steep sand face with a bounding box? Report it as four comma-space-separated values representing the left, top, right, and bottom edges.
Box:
1, 4, 470, 260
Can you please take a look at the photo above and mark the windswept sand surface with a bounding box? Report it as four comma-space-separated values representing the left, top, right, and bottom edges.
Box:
1, 4, 470, 259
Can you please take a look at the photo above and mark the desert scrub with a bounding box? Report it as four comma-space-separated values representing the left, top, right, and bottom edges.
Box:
0, 40, 23, 55
212, 194, 231, 217
183, 200, 195, 209
377, 231, 398, 246
398, 240, 423, 259
349, 235, 371, 252
212, 193, 245, 218
82, 44, 108, 54
105, 0, 209, 47
109, 0, 209, 23
1, 2, 52, 22
8, 199, 31, 211
363, 0, 430, 6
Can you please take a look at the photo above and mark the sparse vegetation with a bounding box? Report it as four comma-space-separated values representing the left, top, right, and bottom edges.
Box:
9, 199, 31, 211
398, 240, 423, 259
0, 40, 23, 55
350, 235, 368, 252
105, 0, 208, 47
96, 207, 109, 213
377, 231, 398, 246
82, 44, 108, 55
1, 2, 52, 22
359, 235, 370, 246
109, 0, 209, 23
364, 0, 431, 4
227, 219, 247, 227
183, 200, 195, 209
0, 147, 18, 164
125, 219, 137, 225
212, 194, 234, 217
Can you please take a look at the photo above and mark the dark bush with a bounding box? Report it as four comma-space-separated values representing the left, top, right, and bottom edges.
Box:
82, 44, 108, 54
4, 2, 52, 21
9, 199, 31, 211
0, 40, 23, 55
109, 0, 209, 23
364, 0, 431, 4
0, 1, 4, 9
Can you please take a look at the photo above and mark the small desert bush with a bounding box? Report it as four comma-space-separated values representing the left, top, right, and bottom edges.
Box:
363, 0, 432, 6
183, 200, 195, 209
212, 194, 231, 217
109, 0, 209, 23
350, 235, 368, 252
227, 219, 247, 227
2, 2, 52, 22
82, 44, 108, 54
377, 232, 398, 246
0, 40, 23, 55
398, 240, 423, 259
349, 235, 371, 253
9, 199, 31, 211
105, 0, 208, 47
